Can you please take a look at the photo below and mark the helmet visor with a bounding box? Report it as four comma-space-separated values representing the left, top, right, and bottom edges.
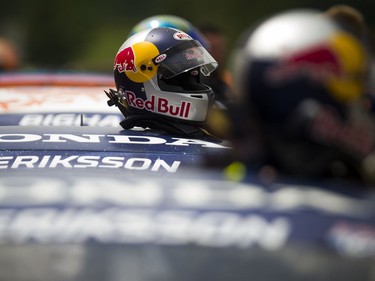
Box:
153, 40, 218, 79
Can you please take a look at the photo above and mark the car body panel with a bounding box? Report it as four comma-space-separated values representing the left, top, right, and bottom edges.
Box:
0, 72, 122, 127
0, 72, 374, 281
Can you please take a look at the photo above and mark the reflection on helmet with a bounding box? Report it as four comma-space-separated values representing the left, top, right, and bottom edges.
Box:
230, 9, 375, 183
112, 27, 217, 128
129, 15, 210, 49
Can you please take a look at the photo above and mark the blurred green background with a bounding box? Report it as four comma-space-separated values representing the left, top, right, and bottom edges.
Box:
1, 0, 374, 73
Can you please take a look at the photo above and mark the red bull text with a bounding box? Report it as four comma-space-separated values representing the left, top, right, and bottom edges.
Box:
125, 91, 191, 118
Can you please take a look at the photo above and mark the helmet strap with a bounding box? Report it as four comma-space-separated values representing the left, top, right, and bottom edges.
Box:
119, 114, 221, 142
105, 88, 130, 118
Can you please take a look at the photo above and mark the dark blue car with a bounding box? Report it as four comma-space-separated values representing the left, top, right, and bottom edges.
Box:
0, 73, 374, 281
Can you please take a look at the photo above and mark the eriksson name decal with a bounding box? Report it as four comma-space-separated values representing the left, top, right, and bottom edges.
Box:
0, 207, 291, 249
0, 155, 180, 172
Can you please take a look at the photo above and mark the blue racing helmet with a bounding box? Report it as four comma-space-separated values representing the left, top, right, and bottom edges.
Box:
229, 9, 375, 182
129, 15, 210, 49
112, 27, 217, 125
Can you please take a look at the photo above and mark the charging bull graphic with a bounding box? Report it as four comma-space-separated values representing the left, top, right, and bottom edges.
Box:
114, 46, 137, 73
114, 42, 159, 83
267, 32, 367, 102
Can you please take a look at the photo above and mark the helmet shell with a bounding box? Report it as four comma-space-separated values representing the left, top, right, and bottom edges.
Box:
129, 14, 209, 49
232, 9, 368, 125
114, 27, 218, 123
229, 9, 375, 180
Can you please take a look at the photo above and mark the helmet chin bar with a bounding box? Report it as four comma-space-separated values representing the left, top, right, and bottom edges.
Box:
106, 87, 218, 139
106, 75, 214, 125
133, 75, 213, 123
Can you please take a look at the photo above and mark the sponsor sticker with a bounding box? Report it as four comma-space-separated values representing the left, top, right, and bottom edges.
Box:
125, 91, 191, 118
173, 31, 192, 40
328, 221, 375, 257
0, 87, 113, 113
154, 54, 167, 64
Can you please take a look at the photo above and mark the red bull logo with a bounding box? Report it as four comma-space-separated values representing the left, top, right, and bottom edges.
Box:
266, 45, 340, 86
266, 32, 366, 102
114, 42, 160, 83
126, 91, 191, 118
114, 47, 137, 73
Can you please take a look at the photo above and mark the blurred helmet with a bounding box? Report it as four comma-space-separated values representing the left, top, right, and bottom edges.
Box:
112, 27, 217, 127
0, 38, 19, 71
129, 14, 210, 49
230, 9, 375, 181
